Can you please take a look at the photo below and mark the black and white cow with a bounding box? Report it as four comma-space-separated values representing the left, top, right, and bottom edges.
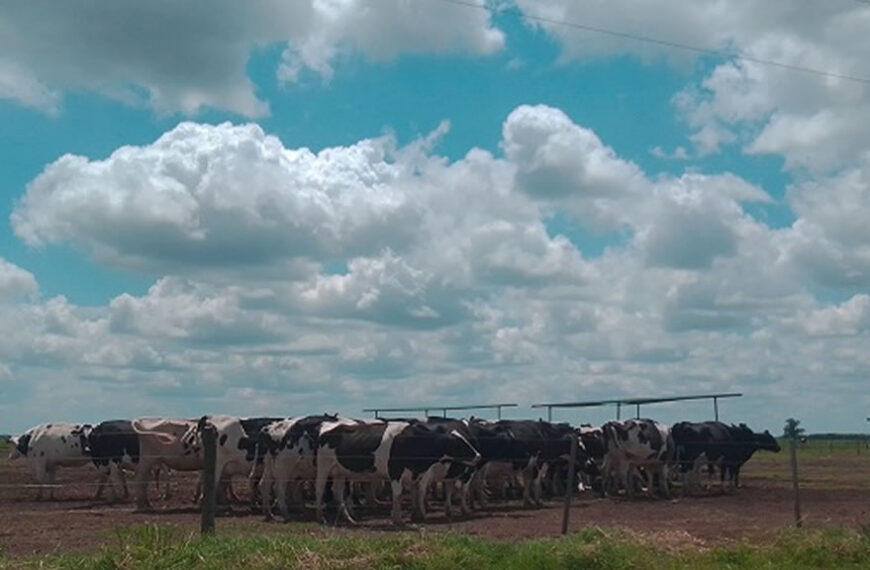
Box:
315, 419, 481, 525
601, 418, 674, 499
87, 420, 141, 500
671, 420, 741, 495
255, 414, 342, 521
87, 419, 175, 502
8, 423, 92, 500
193, 415, 284, 507
473, 420, 587, 507
576, 424, 605, 492
722, 423, 781, 487
411, 417, 524, 519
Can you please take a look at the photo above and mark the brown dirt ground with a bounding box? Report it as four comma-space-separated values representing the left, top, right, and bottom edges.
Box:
1, 451, 870, 559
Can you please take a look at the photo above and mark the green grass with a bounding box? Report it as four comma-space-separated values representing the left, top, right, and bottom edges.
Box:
4, 525, 870, 570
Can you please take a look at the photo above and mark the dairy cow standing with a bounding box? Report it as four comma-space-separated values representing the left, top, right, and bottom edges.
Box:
131, 418, 202, 511
601, 418, 675, 499
473, 420, 587, 507
87, 420, 141, 500
191, 415, 283, 507
315, 420, 481, 525
722, 423, 781, 487
8, 423, 92, 500
255, 414, 343, 521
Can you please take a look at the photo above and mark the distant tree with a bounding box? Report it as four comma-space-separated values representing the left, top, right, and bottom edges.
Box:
784, 418, 805, 439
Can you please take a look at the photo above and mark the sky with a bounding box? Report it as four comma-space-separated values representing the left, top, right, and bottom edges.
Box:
1, 0, 869, 434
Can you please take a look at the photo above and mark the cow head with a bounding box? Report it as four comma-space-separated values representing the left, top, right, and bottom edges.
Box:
180, 422, 203, 456
421, 424, 481, 466
755, 429, 781, 453
446, 429, 481, 466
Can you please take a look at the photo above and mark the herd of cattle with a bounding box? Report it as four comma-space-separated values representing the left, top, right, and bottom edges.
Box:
5, 415, 781, 525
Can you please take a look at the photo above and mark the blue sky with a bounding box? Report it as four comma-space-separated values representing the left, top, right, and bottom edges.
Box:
1, 1, 869, 434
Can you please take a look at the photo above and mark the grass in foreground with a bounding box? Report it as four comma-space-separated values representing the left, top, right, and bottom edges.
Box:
4, 524, 870, 570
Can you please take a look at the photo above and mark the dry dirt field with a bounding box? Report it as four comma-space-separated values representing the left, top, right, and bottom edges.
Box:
2, 444, 869, 558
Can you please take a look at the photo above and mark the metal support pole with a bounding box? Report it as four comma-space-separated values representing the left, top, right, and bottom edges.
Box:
635, 403, 640, 419
714, 397, 719, 421
200, 424, 217, 536
789, 436, 802, 527
548, 406, 553, 422
497, 406, 502, 420
616, 402, 621, 420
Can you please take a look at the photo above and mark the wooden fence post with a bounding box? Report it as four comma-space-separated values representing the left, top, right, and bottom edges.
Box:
561, 435, 578, 535
201, 423, 217, 536
789, 435, 802, 528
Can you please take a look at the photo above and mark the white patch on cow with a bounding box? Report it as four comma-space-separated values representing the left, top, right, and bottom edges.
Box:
10, 423, 92, 500
602, 419, 672, 499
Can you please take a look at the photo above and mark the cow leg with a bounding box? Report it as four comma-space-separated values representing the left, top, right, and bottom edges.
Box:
657, 465, 671, 499
248, 472, 260, 512
621, 464, 634, 500
259, 461, 275, 521
533, 463, 548, 506
459, 475, 473, 515
415, 471, 436, 522
680, 463, 692, 498
192, 473, 202, 504
333, 477, 357, 525
444, 480, 454, 519
314, 468, 331, 524
46, 467, 58, 501
520, 466, 536, 507
390, 479, 405, 526
275, 478, 293, 522
160, 467, 172, 500
473, 466, 488, 509
114, 464, 130, 500
133, 461, 154, 512
94, 467, 109, 500
363, 481, 378, 508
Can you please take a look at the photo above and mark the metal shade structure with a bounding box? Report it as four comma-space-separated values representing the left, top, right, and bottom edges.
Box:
531, 392, 743, 422
363, 403, 518, 420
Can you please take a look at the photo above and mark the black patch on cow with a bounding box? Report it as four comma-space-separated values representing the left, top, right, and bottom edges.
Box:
386, 422, 479, 481
219, 434, 228, 446
40, 451, 45, 457
61, 436, 67, 444
322, 423, 388, 473
15, 433, 32, 456
602, 419, 672, 464
578, 428, 606, 461
251, 415, 334, 466
235, 417, 283, 463
87, 420, 140, 467
282, 414, 339, 452
671, 421, 733, 474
